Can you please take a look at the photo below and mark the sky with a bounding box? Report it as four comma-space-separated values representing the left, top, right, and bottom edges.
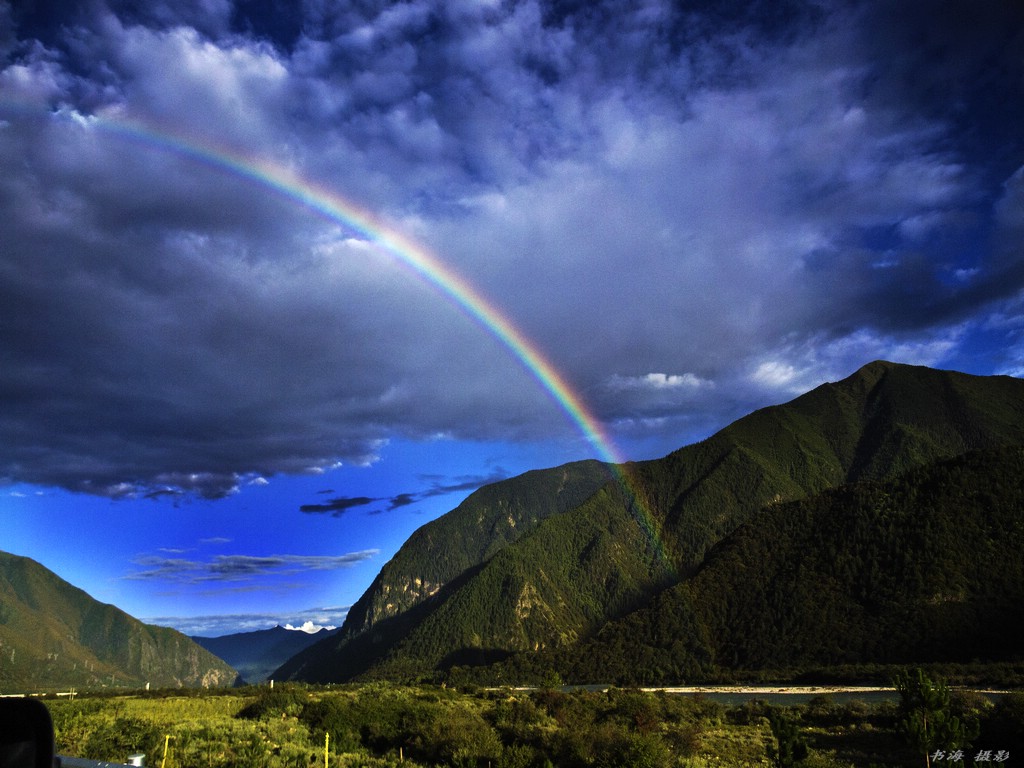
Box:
1, 0, 1023, 637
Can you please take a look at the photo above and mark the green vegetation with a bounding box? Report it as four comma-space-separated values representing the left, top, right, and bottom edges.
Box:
281, 362, 1024, 685
893, 669, 978, 767
339, 460, 614, 636
0, 551, 237, 692
275, 459, 615, 682
768, 709, 809, 768
41, 680, 1022, 767
500, 446, 1024, 686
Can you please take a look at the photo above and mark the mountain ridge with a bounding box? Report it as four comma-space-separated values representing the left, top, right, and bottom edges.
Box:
518, 445, 1024, 684
0, 550, 237, 691
338, 459, 613, 637
277, 361, 1024, 683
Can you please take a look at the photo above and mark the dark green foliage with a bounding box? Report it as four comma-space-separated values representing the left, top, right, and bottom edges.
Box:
979, 691, 1024, 754
292, 684, 509, 766
83, 716, 160, 763
894, 668, 979, 766
591, 729, 672, 768
411, 704, 503, 767
235, 685, 308, 720
524, 689, 681, 768
767, 708, 809, 768
726, 698, 774, 726
488, 695, 552, 747
538, 447, 1024, 684
296, 696, 362, 752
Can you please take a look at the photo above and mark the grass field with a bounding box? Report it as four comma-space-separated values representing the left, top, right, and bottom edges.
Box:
39, 680, 1022, 768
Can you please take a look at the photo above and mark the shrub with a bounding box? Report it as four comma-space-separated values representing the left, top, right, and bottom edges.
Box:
489, 696, 551, 746
981, 691, 1024, 752
300, 697, 362, 753
593, 728, 672, 768
607, 690, 661, 734
803, 695, 839, 725
495, 743, 542, 768
236, 686, 308, 720
893, 668, 980, 764
663, 722, 702, 756
414, 705, 503, 767
726, 698, 774, 726
767, 708, 808, 768
83, 716, 160, 764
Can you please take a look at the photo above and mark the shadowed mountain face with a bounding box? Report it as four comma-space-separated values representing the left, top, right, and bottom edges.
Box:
514, 445, 1024, 684
0, 551, 237, 691
276, 361, 1024, 684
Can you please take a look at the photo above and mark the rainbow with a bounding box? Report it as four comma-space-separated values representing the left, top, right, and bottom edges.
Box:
8, 103, 674, 573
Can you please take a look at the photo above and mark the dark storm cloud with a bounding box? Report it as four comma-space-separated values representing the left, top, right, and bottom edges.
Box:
299, 496, 377, 516
408, 469, 511, 501
387, 492, 417, 510
852, 1, 1024, 178
1, 0, 1023, 496
381, 468, 512, 510
298, 468, 510, 515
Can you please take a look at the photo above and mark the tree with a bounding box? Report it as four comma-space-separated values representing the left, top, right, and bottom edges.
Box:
767, 708, 808, 768
893, 668, 978, 768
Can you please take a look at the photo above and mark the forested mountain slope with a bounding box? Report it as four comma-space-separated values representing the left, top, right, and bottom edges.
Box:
0, 550, 237, 691
341, 460, 612, 637
515, 447, 1024, 684
279, 361, 1024, 683
631, 359, 1024, 572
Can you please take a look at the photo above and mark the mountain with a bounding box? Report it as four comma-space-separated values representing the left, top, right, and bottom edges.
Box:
276, 361, 1024, 683
191, 625, 339, 683
505, 446, 1024, 684
274, 459, 616, 680
340, 460, 614, 637
0, 551, 237, 692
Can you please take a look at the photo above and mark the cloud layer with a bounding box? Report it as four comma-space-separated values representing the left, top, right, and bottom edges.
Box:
299, 468, 511, 515
2, 0, 1023, 497
126, 551, 379, 583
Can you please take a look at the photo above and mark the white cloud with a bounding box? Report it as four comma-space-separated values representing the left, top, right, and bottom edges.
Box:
99, 21, 290, 149
284, 620, 335, 633
751, 361, 800, 390
607, 372, 707, 391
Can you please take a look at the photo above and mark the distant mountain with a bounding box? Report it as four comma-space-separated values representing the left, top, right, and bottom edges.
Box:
0, 551, 237, 692
277, 361, 1024, 684
191, 625, 339, 683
